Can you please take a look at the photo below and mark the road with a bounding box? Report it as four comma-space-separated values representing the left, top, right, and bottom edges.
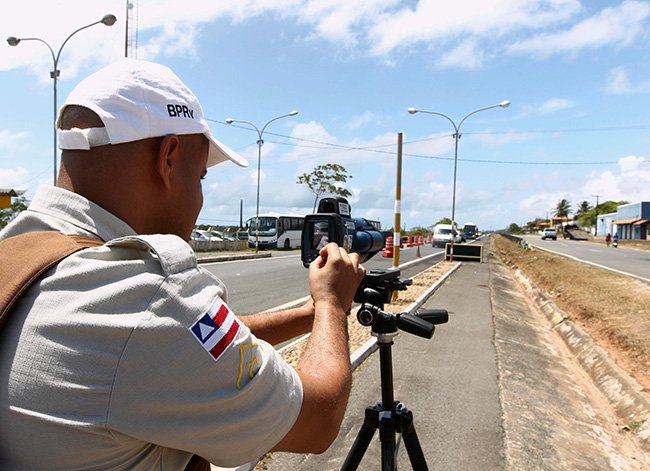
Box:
201, 244, 446, 313
260, 238, 650, 471
521, 235, 650, 281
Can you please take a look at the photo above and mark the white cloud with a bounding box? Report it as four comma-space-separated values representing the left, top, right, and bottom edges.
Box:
581, 155, 650, 202
367, 0, 581, 56
348, 111, 375, 130
437, 39, 484, 70
0, 167, 31, 188
604, 67, 650, 94
539, 98, 575, 114
3, 0, 644, 80
509, 0, 650, 58
0, 130, 31, 149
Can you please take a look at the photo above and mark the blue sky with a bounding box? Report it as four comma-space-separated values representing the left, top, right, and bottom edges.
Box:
2, 0, 650, 231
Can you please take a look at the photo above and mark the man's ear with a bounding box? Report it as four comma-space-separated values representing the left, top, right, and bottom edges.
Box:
155, 135, 181, 189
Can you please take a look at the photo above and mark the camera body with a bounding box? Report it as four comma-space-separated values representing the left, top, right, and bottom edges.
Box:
301, 197, 385, 267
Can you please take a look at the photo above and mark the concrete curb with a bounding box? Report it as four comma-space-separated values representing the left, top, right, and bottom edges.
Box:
512, 269, 650, 452
197, 252, 272, 264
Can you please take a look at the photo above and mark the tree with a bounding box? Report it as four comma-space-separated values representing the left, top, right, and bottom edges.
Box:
576, 201, 592, 217
578, 200, 629, 228
408, 226, 431, 236
554, 198, 571, 219
506, 223, 524, 234
297, 163, 352, 213
435, 217, 452, 225
0, 196, 28, 229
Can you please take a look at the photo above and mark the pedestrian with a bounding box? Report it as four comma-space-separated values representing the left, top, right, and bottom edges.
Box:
0, 59, 365, 470
613, 233, 618, 248
605, 232, 611, 247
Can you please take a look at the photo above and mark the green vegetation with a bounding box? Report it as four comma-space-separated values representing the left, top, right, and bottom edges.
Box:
0, 196, 28, 229
296, 163, 352, 213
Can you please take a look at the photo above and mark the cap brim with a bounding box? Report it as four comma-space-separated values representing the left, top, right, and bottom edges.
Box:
206, 134, 249, 168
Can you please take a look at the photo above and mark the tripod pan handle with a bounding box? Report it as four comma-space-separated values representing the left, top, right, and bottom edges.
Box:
416, 309, 449, 325
397, 313, 435, 339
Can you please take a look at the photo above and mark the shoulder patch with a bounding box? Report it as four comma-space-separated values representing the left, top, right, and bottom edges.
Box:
190, 299, 240, 362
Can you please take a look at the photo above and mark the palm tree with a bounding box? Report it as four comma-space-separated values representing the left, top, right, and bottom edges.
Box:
576, 200, 591, 217
554, 198, 571, 219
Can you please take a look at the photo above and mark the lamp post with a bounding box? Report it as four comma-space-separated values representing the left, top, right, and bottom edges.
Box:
7, 14, 117, 185
408, 100, 510, 260
225, 111, 299, 252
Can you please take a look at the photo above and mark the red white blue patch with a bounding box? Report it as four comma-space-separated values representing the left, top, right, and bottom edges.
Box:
190, 299, 240, 362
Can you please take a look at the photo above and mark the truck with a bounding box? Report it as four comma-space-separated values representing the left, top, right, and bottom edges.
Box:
462, 222, 478, 239
432, 224, 464, 247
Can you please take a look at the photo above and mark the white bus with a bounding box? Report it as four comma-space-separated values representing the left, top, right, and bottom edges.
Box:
246, 213, 305, 250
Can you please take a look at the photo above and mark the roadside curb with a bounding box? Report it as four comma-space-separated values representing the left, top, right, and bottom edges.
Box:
512, 269, 650, 452
197, 252, 272, 263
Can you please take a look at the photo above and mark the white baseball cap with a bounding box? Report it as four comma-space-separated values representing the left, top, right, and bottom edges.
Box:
56, 58, 248, 168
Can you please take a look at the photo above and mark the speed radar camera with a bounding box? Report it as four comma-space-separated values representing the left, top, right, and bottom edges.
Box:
300, 197, 385, 268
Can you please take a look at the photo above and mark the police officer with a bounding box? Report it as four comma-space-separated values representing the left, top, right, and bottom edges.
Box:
0, 59, 365, 469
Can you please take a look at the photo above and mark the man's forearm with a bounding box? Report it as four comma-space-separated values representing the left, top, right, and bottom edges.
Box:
239, 302, 314, 345
271, 301, 352, 453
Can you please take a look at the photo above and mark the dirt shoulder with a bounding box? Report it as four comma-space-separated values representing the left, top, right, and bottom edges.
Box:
492, 234, 650, 392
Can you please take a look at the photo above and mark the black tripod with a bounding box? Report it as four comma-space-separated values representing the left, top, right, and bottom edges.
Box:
341, 270, 448, 471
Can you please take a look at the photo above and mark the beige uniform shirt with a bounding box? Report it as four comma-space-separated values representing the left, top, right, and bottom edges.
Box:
0, 186, 302, 470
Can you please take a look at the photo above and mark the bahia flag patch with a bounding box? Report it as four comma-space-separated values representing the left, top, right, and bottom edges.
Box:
190, 299, 240, 362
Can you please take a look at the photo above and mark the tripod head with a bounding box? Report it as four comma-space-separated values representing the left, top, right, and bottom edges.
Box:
354, 268, 448, 339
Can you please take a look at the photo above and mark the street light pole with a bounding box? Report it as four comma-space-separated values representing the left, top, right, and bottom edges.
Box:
408, 100, 510, 261
225, 111, 299, 253
7, 14, 117, 186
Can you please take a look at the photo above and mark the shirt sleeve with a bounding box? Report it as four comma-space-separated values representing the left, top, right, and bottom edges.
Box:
107, 268, 303, 467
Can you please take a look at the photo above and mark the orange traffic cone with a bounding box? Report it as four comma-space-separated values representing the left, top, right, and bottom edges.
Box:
382, 235, 394, 258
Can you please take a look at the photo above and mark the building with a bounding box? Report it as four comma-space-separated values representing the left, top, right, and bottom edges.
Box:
0, 188, 25, 209
597, 202, 649, 240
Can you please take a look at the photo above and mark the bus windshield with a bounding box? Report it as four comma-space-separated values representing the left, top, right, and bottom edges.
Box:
249, 217, 278, 236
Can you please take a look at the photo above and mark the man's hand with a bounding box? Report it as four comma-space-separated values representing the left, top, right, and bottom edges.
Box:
308, 243, 366, 315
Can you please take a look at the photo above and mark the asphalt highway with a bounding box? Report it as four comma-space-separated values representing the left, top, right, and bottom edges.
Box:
520, 235, 650, 282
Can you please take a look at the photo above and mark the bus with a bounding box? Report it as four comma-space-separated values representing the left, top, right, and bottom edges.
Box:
246, 213, 305, 250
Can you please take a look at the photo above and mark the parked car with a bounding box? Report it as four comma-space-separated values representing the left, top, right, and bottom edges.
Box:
541, 228, 557, 240
196, 229, 223, 241
190, 230, 209, 242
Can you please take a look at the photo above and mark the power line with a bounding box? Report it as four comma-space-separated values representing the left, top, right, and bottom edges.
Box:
207, 117, 650, 166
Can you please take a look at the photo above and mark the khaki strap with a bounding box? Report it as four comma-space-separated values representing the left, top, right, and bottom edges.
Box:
0, 231, 103, 328
0, 231, 212, 469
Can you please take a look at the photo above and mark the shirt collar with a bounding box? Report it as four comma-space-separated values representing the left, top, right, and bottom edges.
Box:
26, 185, 138, 241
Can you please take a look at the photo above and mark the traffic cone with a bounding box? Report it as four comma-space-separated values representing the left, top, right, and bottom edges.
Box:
382, 236, 394, 257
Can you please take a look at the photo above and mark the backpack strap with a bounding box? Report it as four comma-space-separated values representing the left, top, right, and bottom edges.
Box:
0, 231, 212, 470
0, 231, 104, 329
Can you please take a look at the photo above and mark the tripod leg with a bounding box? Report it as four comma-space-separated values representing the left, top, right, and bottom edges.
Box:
379, 410, 396, 471
398, 406, 429, 471
341, 406, 379, 471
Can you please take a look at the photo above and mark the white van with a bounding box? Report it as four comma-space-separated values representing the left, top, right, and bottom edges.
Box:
432, 224, 463, 247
